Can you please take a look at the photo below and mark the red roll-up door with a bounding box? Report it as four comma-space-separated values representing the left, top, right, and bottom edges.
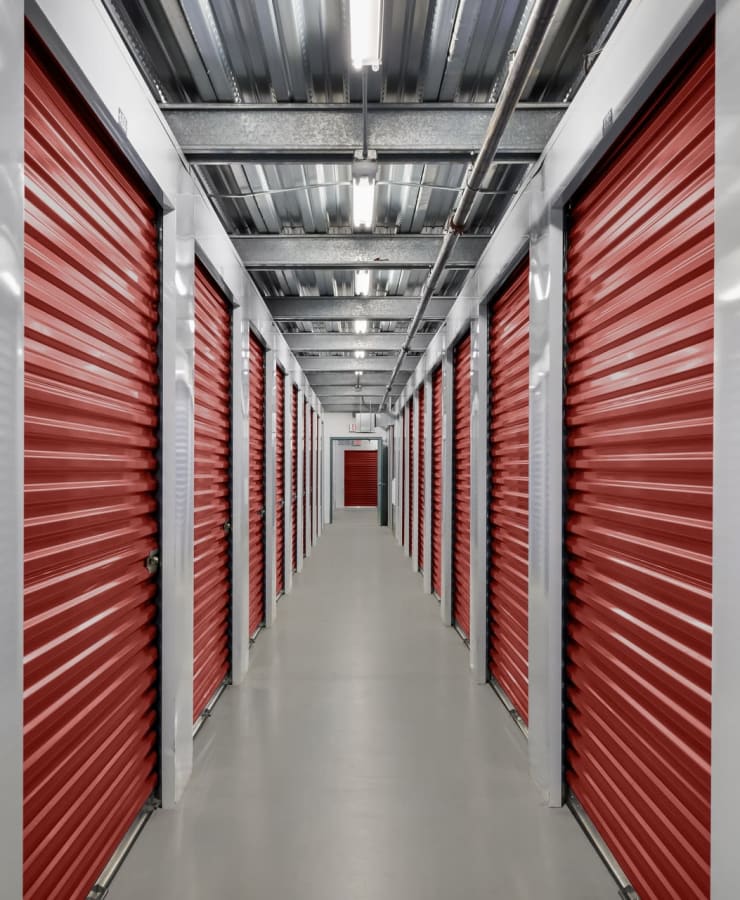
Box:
309, 409, 315, 546
452, 333, 472, 638
303, 399, 307, 557
401, 409, 406, 546
193, 262, 232, 722
417, 385, 425, 572
564, 30, 713, 900
344, 450, 378, 507
291, 385, 298, 572
408, 403, 414, 558
24, 34, 160, 900
488, 260, 529, 723
431, 366, 443, 598
248, 332, 266, 637
275, 368, 285, 597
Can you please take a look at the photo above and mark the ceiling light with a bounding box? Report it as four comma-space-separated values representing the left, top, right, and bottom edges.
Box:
354, 350, 366, 359
352, 177, 375, 229
354, 319, 369, 334
349, 0, 383, 70
355, 269, 371, 296
354, 370, 364, 377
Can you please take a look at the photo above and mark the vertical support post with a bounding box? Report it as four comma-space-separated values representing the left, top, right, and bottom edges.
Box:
470, 312, 488, 682
314, 410, 319, 541
296, 393, 305, 572
264, 349, 276, 625
403, 403, 410, 555
231, 305, 250, 683
159, 171, 196, 807
412, 395, 420, 571
528, 195, 565, 808
283, 373, 293, 595
712, 6, 740, 896
394, 416, 401, 543
0, 0, 24, 892
423, 375, 433, 595
441, 347, 454, 626
306, 403, 312, 557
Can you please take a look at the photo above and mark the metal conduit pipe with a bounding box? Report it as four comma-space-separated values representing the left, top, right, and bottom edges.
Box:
378, 0, 561, 411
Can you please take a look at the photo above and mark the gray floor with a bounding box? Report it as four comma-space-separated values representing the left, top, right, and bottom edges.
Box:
109, 509, 616, 900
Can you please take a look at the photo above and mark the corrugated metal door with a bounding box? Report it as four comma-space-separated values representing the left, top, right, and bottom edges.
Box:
452, 334, 472, 638
344, 450, 378, 507
417, 385, 425, 573
24, 34, 160, 900
248, 332, 266, 637
303, 399, 307, 557
431, 367, 443, 598
564, 31, 713, 900
309, 409, 315, 546
275, 368, 285, 597
408, 402, 414, 558
401, 408, 406, 546
488, 261, 529, 723
193, 262, 232, 722
291, 385, 298, 572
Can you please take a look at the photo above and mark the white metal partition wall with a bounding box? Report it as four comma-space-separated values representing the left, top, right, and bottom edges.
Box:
440, 347, 454, 626
713, 4, 740, 896
264, 350, 277, 627
0, 0, 23, 893
411, 393, 420, 572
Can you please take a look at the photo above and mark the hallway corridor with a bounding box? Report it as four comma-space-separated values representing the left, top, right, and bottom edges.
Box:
108, 510, 615, 900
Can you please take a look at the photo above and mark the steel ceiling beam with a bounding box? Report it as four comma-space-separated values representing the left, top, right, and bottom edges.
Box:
306, 372, 392, 387
232, 234, 488, 269
285, 333, 432, 352
298, 357, 416, 372
266, 296, 455, 321
162, 103, 566, 163
312, 386, 397, 398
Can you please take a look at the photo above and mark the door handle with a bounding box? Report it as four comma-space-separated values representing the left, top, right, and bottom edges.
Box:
144, 549, 160, 576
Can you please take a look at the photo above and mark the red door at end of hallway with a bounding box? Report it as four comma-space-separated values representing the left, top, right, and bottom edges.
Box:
25, 33, 159, 900
452, 333, 472, 639
488, 260, 530, 724
564, 30, 713, 900
291, 385, 298, 572
417, 385, 425, 573
248, 332, 266, 637
344, 450, 378, 507
430, 366, 443, 598
275, 367, 285, 597
193, 261, 232, 722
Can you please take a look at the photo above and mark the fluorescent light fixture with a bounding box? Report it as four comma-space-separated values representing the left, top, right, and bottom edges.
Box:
349, 0, 383, 70
355, 269, 371, 296
354, 370, 364, 376
354, 319, 369, 334
354, 350, 366, 359
352, 177, 375, 229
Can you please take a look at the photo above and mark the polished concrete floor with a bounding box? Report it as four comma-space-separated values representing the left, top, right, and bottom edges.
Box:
109, 509, 616, 900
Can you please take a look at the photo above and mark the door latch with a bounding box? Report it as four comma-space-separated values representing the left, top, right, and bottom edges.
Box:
223, 521, 232, 537
145, 549, 160, 576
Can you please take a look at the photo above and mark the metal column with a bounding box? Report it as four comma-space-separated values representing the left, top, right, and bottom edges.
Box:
470, 313, 488, 682
527, 200, 564, 808
0, 0, 24, 894
264, 350, 277, 625
440, 347, 454, 626
231, 305, 250, 682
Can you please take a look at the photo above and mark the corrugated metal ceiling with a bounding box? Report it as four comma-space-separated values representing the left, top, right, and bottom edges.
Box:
104, 0, 630, 405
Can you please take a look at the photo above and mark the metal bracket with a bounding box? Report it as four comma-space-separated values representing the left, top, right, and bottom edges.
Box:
144, 549, 160, 576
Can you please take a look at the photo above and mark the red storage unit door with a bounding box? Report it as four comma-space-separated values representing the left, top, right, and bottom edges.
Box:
309, 409, 315, 545
24, 35, 160, 900
248, 332, 266, 637
430, 366, 443, 597
564, 31, 713, 900
401, 409, 406, 546
488, 260, 529, 723
275, 368, 286, 596
417, 385, 425, 572
452, 334, 472, 638
291, 385, 298, 571
303, 399, 307, 556
193, 262, 232, 722
344, 450, 378, 506
408, 403, 414, 557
